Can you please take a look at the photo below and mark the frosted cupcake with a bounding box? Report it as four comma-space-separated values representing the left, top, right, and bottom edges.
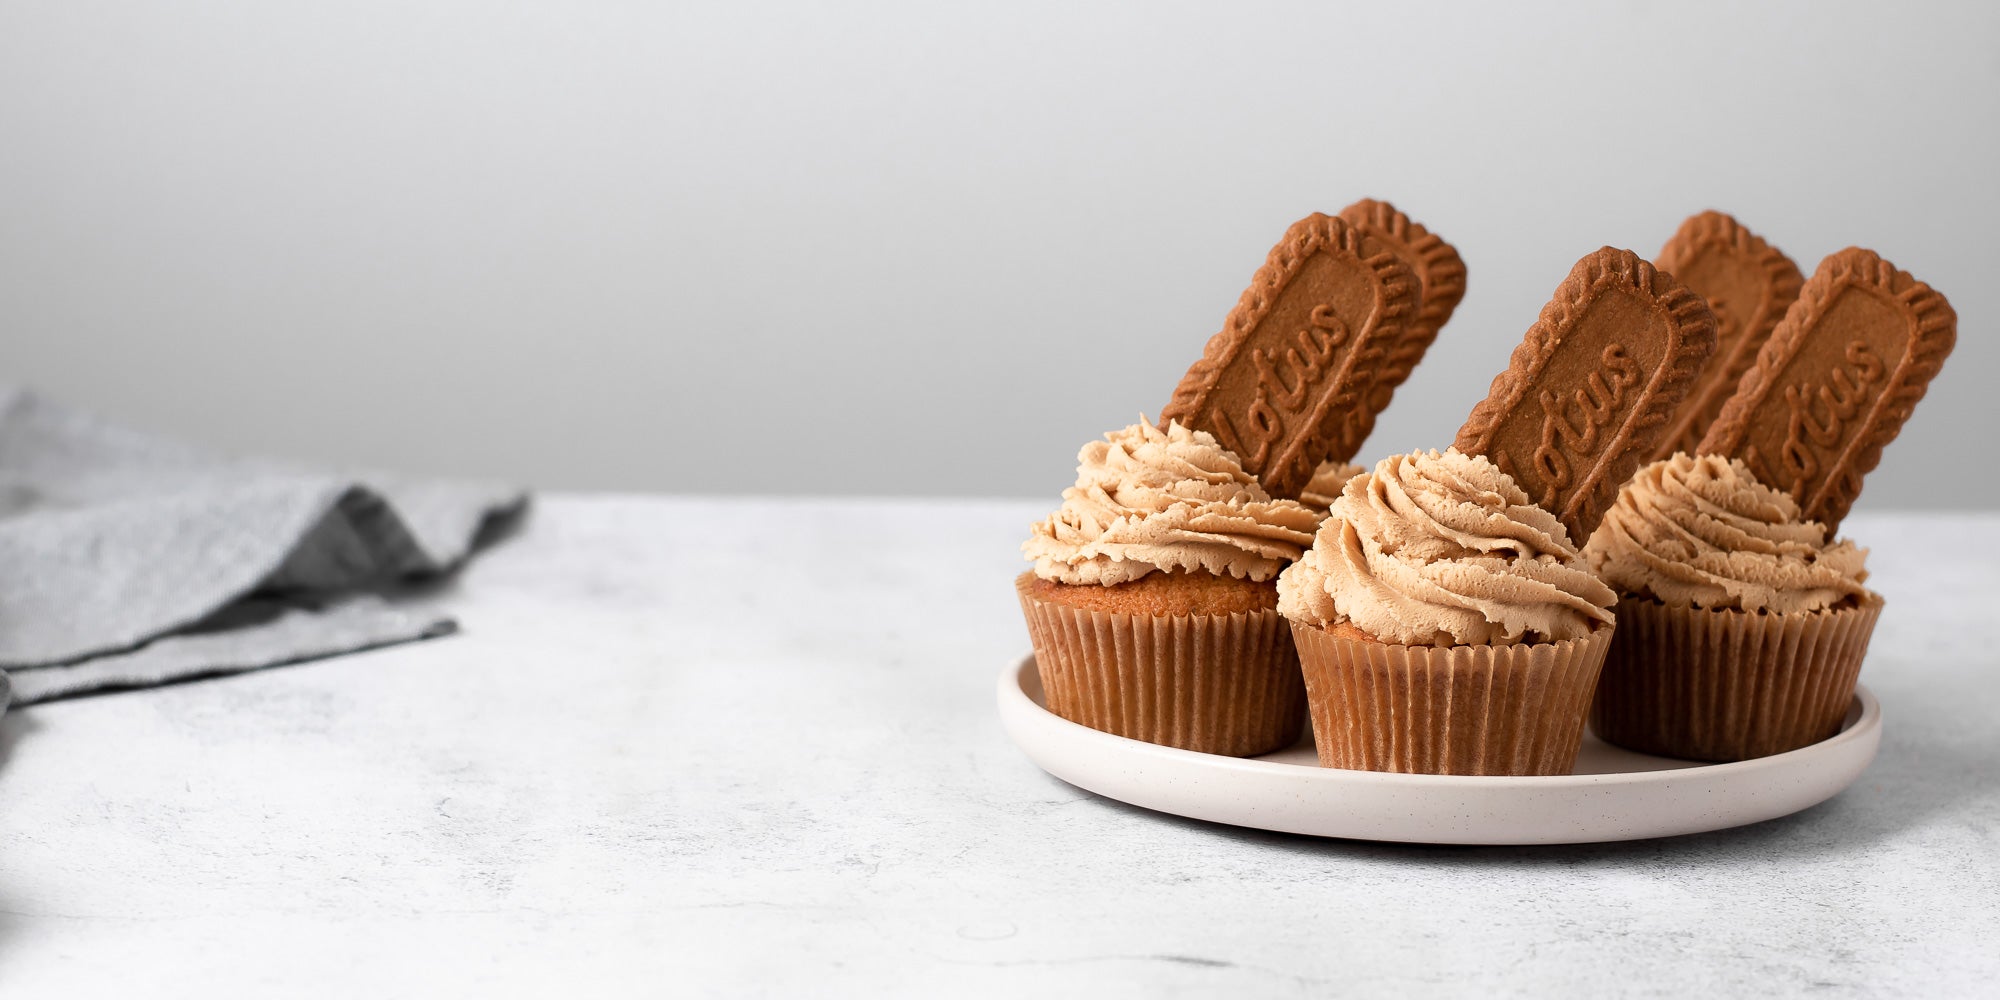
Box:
1018, 420, 1319, 757
1276, 449, 1617, 775
1583, 453, 1879, 761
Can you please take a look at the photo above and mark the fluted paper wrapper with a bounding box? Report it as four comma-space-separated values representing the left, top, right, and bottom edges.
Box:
1289, 621, 1613, 775
1590, 595, 1883, 762
1016, 575, 1305, 758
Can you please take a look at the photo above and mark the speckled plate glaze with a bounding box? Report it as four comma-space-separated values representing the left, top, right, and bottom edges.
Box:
998, 655, 1880, 845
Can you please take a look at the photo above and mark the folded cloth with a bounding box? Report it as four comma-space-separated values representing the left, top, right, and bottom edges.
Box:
0, 389, 527, 709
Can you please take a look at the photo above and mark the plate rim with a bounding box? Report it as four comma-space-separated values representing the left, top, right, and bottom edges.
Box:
998, 654, 1882, 842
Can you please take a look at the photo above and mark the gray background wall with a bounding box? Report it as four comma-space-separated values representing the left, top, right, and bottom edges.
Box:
2, 1, 1993, 507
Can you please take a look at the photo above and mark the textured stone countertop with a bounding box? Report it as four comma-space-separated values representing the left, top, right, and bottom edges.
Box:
0, 496, 1995, 997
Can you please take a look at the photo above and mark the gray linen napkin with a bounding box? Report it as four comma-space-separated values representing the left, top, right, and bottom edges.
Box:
0, 388, 527, 708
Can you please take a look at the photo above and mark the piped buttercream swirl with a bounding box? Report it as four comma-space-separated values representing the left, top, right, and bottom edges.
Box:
1583, 453, 1869, 613
1277, 449, 1616, 645
1023, 421, 1319, 585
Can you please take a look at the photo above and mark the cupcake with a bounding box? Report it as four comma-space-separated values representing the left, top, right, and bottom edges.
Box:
1018, 419, 1319, 757
1583, 453, 1879, 762
1276, 449, 1618, 775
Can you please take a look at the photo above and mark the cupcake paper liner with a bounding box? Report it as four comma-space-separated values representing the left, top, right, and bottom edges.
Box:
1589, 594, 1883, 762
1289, 621, 1613, 776
1016, 574, 1305, 758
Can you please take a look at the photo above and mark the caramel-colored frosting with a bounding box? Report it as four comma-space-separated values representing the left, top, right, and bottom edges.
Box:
1584, 453, 1870, 613
1024, 421, 1319, 585
1277, 449, 1616, 645
1298, 460, 1367, 514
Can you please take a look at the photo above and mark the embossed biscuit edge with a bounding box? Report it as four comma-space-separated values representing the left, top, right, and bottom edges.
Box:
1339, 198, 1468, 435
1697, 246, 1956, 530
1162, 212, 1419, 497
1653, 210, 1805, 459
1454, 247, 1718, 541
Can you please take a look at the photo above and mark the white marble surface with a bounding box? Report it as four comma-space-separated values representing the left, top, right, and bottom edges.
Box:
0, 497, 1995, 997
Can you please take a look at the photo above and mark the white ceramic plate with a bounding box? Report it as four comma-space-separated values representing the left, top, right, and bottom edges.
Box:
998, 655, 1880, 845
